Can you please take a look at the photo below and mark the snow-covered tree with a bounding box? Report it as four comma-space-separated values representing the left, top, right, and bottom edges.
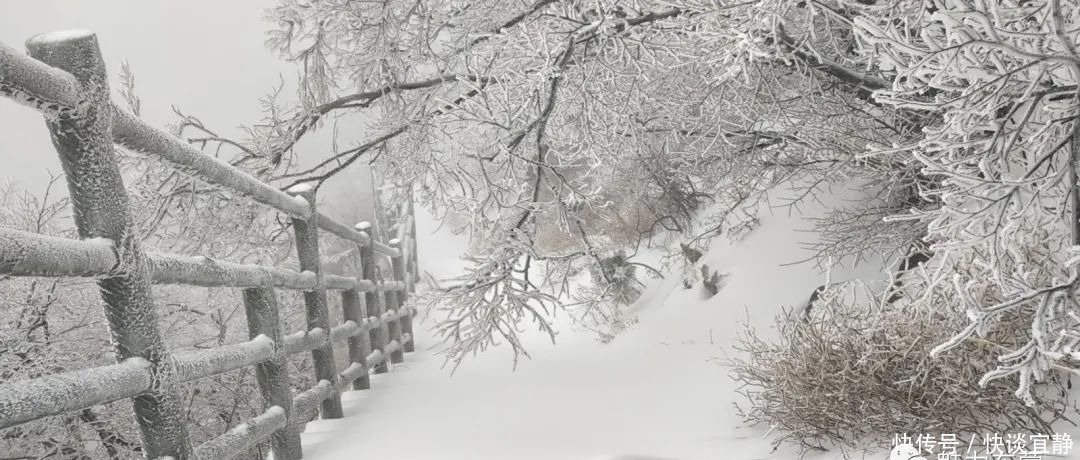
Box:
853, 0, 1080, 405
252, 0, 932, 363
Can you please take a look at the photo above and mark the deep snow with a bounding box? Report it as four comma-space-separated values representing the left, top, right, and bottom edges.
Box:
291, 181, 1078, 460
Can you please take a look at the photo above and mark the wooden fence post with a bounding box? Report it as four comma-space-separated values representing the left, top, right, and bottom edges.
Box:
405, 197, 419, 282
384, 284, 405, 365
383, 244, 404, 364
340, 288, 372, 390
24, 31, 195, 459
389, 238, 415, 353
356, 222, 390, 374
286, 186, 344, 419
242, 287, 302, 460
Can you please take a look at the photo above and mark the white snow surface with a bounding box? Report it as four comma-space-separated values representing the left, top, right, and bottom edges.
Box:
292, 182, 1079, 460
287, 183, 314, 194
83, 236, 115, 248
27, 29, 94, 44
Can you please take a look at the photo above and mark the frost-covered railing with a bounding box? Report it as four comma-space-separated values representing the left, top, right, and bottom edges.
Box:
0, 31, 420, 460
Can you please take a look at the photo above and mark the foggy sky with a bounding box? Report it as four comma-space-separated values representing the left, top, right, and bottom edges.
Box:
0, 1, 378, 223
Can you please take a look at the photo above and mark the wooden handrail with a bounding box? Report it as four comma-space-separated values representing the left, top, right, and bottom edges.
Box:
0, 305, 417, 430
0, 358, 152, 430
0, 29, 422, 460
0, 39, 400, 258
0, 227, 397, 292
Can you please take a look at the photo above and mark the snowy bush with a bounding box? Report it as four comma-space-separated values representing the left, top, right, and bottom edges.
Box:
570, 287, 641, 345
588, 251, 644, 307
565, 250, 648, 344
729, 286, 1071, 453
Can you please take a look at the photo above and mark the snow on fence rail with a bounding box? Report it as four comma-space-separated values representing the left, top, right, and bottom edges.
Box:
0, 30, 421, 460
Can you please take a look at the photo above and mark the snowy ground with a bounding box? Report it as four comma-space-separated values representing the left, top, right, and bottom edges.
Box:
293, 182, 1074, 460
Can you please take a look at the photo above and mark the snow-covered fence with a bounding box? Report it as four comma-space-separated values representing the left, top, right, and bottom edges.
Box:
0, 30, 422, 460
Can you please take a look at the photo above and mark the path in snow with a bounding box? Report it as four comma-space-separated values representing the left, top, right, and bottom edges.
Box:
294, 183, 903, 460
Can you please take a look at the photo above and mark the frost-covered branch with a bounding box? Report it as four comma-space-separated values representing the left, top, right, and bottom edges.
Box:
853, 0, 1080, 405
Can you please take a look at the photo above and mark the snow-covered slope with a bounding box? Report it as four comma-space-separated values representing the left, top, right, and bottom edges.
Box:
290, 181, 1050, 460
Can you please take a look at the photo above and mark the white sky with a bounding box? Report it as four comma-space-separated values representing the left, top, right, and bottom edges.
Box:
0, 1, 376, 221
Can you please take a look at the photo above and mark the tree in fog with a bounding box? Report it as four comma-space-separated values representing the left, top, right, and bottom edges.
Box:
854, 0, 1080, 404
727, 2, 1080, 446
254, 0, 927, 364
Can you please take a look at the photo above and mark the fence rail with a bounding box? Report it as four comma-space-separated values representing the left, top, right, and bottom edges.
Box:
0, 30, 420, 460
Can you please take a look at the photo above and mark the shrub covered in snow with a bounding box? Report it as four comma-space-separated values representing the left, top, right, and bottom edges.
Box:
588, 251, 644, 307
729, 286, 1071, 453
